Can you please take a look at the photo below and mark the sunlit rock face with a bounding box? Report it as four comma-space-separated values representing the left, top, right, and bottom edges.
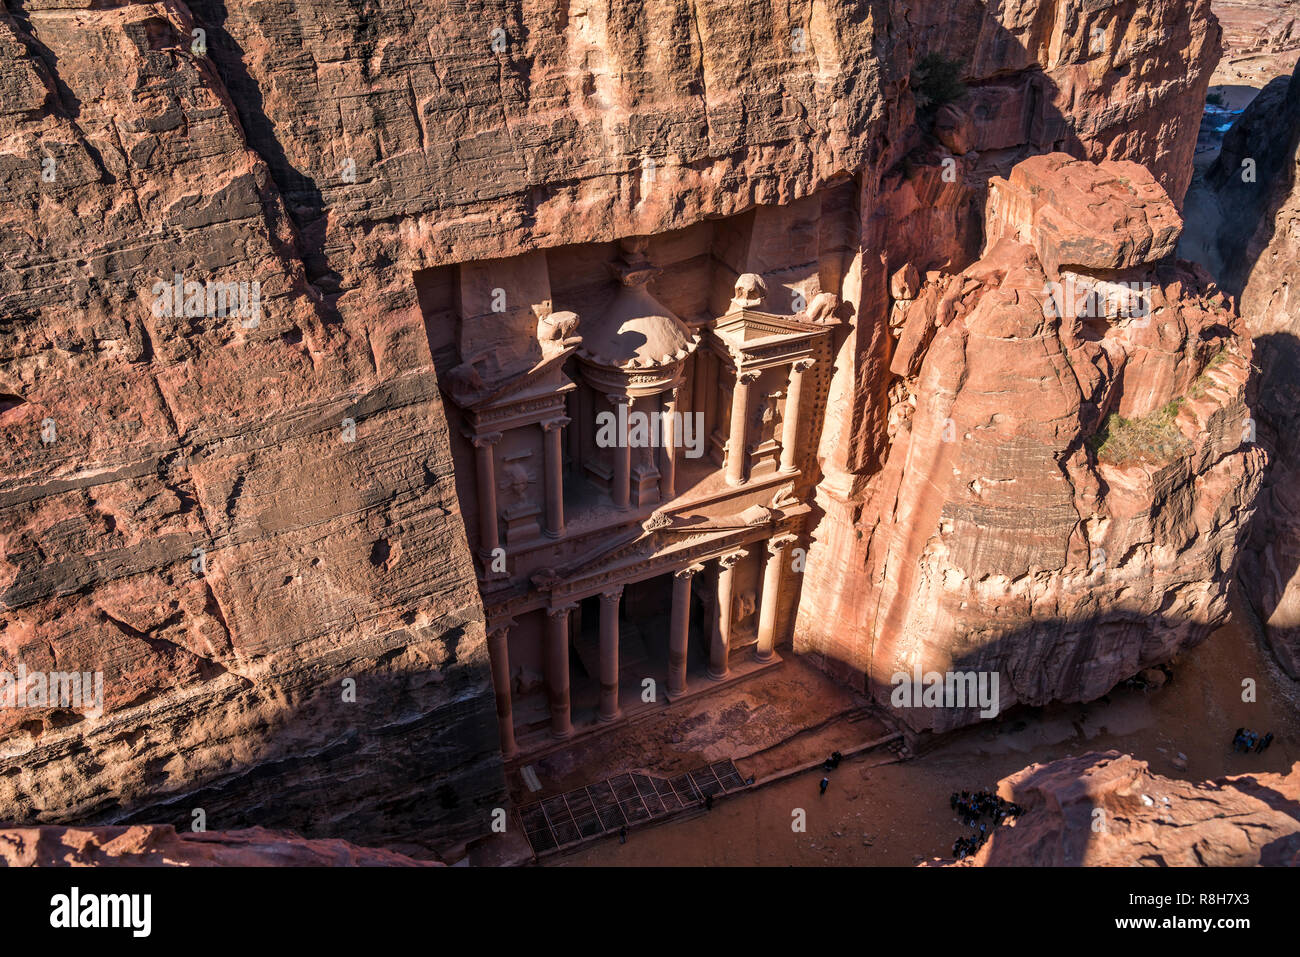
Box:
935, 751, 1300, 867
1204, 57, 1300, 677
797, 155, 1264, 735
0, 0, 1225, 851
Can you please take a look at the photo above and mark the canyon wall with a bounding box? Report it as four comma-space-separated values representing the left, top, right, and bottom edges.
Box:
0, 0, 1229, 848
1200, 56, 1300, 677
798, 153, 1264, 733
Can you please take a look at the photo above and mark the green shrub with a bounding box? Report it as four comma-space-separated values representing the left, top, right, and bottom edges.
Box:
1088, 400, 1189, 465
912, 53, 968, 113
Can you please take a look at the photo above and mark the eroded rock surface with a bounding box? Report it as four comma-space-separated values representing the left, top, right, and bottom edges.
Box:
0, 824, 436, 867
799, 154, 1264, 734
0, 0, 1233, 851
937, 751, 1300, 866
1198, 56, 1300, 677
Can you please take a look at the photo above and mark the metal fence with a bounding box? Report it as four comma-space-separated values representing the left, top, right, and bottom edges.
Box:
519, 759, 748, 856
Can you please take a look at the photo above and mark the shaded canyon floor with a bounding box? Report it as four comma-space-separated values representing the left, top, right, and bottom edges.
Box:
553, 592, 1300, 866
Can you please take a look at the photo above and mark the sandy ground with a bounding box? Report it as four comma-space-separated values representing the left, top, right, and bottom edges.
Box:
554, 592, 1300, 866
506, 653, 885, 806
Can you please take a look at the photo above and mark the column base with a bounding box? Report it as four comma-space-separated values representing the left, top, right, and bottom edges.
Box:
706, 666, 729, 681
543, 528, 563, 539
777, 464, 799, 474
754, 649, 775, 663
597, 710, 622, 724
724, 475, 746, 487
550, 726, 574, 740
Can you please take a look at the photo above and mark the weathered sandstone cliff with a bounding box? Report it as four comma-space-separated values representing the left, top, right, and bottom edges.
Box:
798, 153, 1264, 734
937, 751, 1300, 866
1192, 56, 1300, 677
0, 0, 1233, 851
0, 824, 435, 866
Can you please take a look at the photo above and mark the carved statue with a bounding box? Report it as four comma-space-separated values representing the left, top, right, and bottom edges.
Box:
730, 273, 768, 312
805, 291, 841, 323
498, 462, 535, 503
538, 309, 580, 353
446, 361, 486, 398
735, 590, 757, 620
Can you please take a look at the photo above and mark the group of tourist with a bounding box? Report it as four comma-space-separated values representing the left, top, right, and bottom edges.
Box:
1231, 728, 1274, 754
817, 751, 845, 797
949, 789, 1023, 860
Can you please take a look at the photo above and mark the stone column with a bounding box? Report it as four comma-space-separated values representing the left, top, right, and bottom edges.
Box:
725, 371, 760, 486
598, 586, 624, 722
545, 604, 575, 738
779, 359, 815, 473
693, 350, 710, 436
541, 417, 568, 538
659, 387, 679, 502
471, 432, 502, 555
756, 535, 797, 662
567, 389, 583, 471
708, 550, 747, 680
669, 564, 704, 697
608, 393, 632, 510
485, 621, 517, 758
702, 351, 719, 446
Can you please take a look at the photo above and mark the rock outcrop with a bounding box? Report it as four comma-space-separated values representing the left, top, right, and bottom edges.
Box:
935, 751, 1300, 866
798, 154, 1264, 734
1190, 55, 1300, 677
0, 0, 1232, 852
0, 825, 435, 867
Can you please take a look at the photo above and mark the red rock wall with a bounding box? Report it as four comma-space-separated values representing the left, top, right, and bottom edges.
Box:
0, 0, 1228, 847
1203, 57, 1300, 677
798, 155, 1264, 734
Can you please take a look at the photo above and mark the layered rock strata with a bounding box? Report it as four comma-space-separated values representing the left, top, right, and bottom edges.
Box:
1198, 56, 1300, 676
798, 154, 1264, 734
0, 0, 1231, 850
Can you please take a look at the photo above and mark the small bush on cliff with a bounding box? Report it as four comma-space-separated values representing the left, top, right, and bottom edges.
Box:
1088, 400, 1190, 465
912, 53, 967, 114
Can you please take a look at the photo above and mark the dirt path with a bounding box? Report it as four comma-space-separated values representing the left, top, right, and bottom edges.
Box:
554, 595, 1299, 866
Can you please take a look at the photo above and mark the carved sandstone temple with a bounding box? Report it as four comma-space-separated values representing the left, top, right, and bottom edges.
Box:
421, 218, 846, 757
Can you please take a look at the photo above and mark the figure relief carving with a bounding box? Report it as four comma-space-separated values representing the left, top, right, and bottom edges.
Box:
498, 462, 536, 503
757, 390, 781, 437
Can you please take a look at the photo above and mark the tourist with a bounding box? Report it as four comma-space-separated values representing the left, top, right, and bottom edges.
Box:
619, 825, 628, 844
819, 776, 829, 796
1256, 731, 1274, 754
705, 794, 714, 811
